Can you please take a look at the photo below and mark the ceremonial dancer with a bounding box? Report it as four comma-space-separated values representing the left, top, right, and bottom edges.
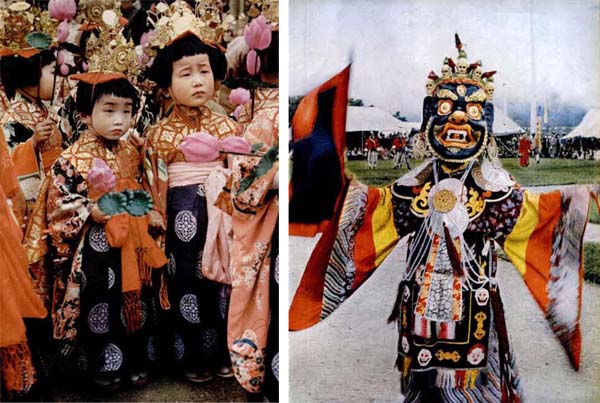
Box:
290, 34, 599, 402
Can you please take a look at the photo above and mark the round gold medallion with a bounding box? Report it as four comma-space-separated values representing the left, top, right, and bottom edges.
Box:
432, 189, 457, 213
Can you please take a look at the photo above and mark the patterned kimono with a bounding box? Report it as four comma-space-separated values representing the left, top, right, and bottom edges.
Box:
220, 87, 279, 398
144, 104, 241, 373
1, 93, 64, 222
290, 159, 595, 402
24, 130, 165, 376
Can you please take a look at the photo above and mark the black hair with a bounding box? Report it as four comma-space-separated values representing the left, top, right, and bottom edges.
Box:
257, 30, 279, 76
149, 34, 227, 89
76, 78, 140, 116
0, 50, 55, 100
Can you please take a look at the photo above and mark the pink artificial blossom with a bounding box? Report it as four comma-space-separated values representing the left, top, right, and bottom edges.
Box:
243, 15, 272, 50
232, 105, 243, 120
229, 88, 251, 106
179, 132, 221, 162
246, 49, 261, 76
220, 136, 251, 155
82, 61, 89, 71
140, 30, 156, 47
48, 0, 77, 21
59, 64, 69, 75
87, 158, 116, 195
56, 21, 70, 43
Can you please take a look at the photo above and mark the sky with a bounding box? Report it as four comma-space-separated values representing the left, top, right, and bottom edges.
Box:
289, 0, 600, 122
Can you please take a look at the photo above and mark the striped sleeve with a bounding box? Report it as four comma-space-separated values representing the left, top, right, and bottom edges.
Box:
290, 181, 399, 330
503, 187, 593, 370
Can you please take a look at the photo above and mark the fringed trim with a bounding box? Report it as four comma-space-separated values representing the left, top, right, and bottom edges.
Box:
135, 247, 153, 287
387, 282, 404, 323
122, 291, 142, 335
410, 368, 488, 391
0, 341, 36, 397
159, 270, 170, 310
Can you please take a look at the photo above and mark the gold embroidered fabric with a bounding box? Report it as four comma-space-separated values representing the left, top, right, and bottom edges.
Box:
145, 104, 241, 164
237, 88, 278, 130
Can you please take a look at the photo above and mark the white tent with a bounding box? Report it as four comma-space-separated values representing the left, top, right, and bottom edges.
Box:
346, 106, 419, 134
562, 107, 600, 139
492, 107, 525, 136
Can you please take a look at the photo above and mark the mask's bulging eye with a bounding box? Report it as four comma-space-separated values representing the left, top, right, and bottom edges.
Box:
467, 104, 481, 120
438, 100, 452, 115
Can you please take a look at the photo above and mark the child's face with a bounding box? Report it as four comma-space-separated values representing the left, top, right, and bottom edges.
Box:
84, 94, 133, 141
168, 53, 215, 107
38, 61, 56, 101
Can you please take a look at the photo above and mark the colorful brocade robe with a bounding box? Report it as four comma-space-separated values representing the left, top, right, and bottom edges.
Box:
24, 130, 146, 350
1, 94, 64, 222
143, 104, 241, 248
290, 159, 595, 401
220, 87, 280, 394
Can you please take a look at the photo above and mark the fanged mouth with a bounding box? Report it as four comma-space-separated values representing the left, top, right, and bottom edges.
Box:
434, 124, 476, 149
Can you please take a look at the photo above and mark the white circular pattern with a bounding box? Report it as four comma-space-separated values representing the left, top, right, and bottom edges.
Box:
120, 301, 148, 328
168, 254, 176, 277
147, 337, 156, 361
174, 333, 185, 361
174, 210, 197, 242
88, 303, 109, 334
274, 255, 279, 284
89, 225, 110, 252
179, 293, 201, 324
100, 343, 123, 372
271, 353, 279, 381
201, 329, 218, 353
108, 267, 115, 290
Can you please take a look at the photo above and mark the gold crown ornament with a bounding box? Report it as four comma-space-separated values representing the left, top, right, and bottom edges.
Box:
75, 0, 126, 31
427, 33, 496, 100
70, 10, 139, 84
246, 0, 278, 27
0, 2, 59, 58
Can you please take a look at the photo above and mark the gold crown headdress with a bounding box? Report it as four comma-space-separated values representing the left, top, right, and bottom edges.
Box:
0, 2, 58, 58
427, 33, 496, 99
246, 0, 278, 28
75, 0, 125, 31
71, 10, 139, 84
145, 1, 228, 50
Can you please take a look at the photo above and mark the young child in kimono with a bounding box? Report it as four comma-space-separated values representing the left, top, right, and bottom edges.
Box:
25, 74, 167, 391
144, 31, 241, 383
0, 49, 63, 223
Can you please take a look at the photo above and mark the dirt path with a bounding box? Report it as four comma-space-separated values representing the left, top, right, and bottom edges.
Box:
289, 233, 600, 402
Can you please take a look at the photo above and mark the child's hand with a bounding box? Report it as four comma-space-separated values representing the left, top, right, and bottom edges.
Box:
148, 210, 165, 231
90, 204, 112, 224
32, 118, 55, 150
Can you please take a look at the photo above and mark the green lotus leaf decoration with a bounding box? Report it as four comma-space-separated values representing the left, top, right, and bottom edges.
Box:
97, 192, 128, 215
25, 32, 52, 50
124, 190, 153, 217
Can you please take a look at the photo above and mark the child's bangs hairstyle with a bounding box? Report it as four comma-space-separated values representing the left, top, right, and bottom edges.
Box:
0, 50, 56, 100
150, 34, 227, 89
76, 78, 140, 116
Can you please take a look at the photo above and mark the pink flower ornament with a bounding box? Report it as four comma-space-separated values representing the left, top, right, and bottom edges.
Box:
48, 0, 77, 21
246, 49, 261, 76
87, 158, 116, 195
243, 15, 272, 50
229, 88, 251, 106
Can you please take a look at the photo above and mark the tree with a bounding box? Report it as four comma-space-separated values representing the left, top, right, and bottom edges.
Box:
348, 98, 364, 106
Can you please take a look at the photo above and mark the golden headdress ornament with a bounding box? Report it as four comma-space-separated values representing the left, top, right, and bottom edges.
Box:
75, 0, 126, 32
427, 33, 497, 100
70, 10, 139, 84
0, 2, 59, 58
246, 0, 278, 28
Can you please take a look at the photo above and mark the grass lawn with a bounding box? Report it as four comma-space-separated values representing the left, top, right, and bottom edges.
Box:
584, 243, 600, 284
346, 158, 600, 223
